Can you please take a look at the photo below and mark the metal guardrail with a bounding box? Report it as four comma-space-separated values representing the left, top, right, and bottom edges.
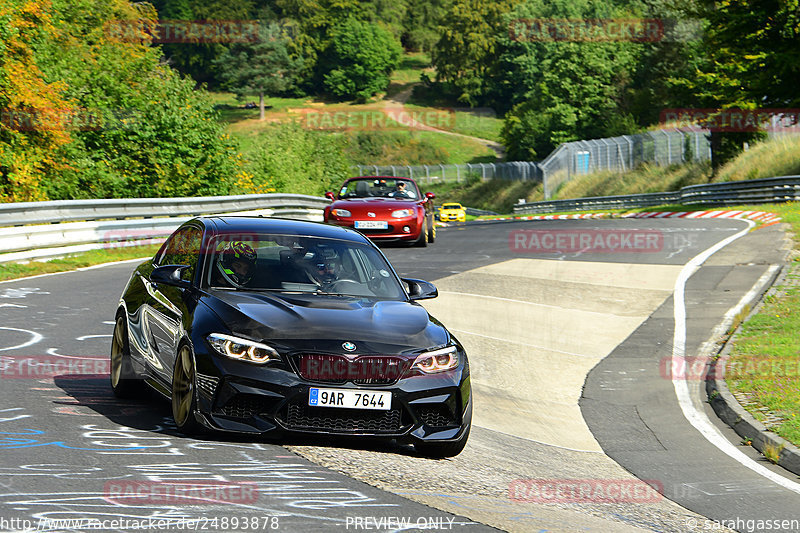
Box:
465, 207, 499, 217
0, 194, 330, 263
514, 176, 800, 214
0, 193, 328, 227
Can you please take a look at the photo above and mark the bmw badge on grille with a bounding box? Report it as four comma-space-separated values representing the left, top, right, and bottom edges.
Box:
342, 342, 357, 352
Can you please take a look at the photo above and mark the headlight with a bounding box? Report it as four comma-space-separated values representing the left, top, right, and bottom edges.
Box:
331, 208, 351, 217
412, 345, 459, 373
207, 333, 280, 364
391, 209, 414, 218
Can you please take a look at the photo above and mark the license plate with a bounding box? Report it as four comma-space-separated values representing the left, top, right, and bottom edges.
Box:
308, 388, 391, 410
354, 220, 388, 229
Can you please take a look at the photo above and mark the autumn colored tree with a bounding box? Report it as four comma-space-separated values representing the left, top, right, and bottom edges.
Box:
1, 0, 248, 202
0, 0, 72, 201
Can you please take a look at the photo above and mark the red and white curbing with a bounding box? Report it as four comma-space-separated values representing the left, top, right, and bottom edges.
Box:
475, 210, 781, 225
622, 210, 781, 223
487, 213, 610, 221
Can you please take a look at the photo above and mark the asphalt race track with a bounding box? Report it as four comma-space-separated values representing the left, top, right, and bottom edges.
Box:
0, 217, 797, 533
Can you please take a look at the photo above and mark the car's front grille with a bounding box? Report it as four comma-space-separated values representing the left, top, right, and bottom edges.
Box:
218, 394, 271, 419
296, 354, 411, 385
282, 402, 405, 434
417, 404, 458, 428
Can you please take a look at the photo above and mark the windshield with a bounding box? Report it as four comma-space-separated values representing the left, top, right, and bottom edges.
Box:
442, 204, 461, 209
204, 233, 406, 300
338, 178, 418, 200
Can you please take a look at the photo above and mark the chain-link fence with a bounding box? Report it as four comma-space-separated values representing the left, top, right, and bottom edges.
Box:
539, 128, 711, 198
351, 161, 542, 185
353, 128, 712, 199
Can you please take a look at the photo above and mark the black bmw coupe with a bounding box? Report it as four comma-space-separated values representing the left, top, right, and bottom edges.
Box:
111, 216, 471, 457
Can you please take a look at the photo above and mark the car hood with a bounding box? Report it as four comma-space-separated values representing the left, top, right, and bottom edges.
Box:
200, 290, 449, 354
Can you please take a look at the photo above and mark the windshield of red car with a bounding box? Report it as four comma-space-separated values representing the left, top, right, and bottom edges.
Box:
338, 178, 418, 200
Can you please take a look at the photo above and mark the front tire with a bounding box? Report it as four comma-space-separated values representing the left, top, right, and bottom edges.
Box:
110, 315, 140, 398
427, 216, 436, 243
172, 343, 202, 435
414, 220, 428, 247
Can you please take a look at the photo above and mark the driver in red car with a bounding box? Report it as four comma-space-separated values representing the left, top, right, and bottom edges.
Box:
389, 180, 412, 198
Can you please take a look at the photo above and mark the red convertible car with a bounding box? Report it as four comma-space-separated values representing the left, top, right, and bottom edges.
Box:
324, 177, 437, 246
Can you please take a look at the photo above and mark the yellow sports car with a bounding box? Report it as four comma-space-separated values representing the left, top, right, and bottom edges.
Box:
438, 203, 466, 222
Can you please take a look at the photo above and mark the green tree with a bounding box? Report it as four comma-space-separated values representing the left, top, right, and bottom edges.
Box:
497, 0, 642, 159
673, 0, 800, 172
361, 0, 408, 41
275, 0, 362, 92
249, 121, 351, 195
151, 0, 257, 86
402, 0, 452, 52
215, 22, 302, 120
321, 17, 402, 101
431, 0, 519, 106
3, 0, 246, 201
0, 0, 73, 201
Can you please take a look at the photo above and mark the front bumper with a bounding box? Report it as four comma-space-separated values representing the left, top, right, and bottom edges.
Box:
193, 350, 472, 444
325, 217, 422, 241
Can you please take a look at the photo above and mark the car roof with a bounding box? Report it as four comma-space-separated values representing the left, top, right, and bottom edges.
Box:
194, 216, 371, 244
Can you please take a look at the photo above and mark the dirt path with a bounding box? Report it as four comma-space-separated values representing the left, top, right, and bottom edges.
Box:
382, 86, 506, 159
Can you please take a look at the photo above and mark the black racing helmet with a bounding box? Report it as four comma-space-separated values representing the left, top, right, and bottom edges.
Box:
216, 241, 257, 286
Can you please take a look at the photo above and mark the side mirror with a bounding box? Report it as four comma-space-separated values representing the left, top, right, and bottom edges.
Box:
402, 278, 438, 301
325, 192, 335, 200
425, 192, 436, 200
150, 265, 192, 289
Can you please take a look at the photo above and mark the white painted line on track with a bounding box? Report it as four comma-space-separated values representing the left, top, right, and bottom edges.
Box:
76, 334, 112, 341
0, 327, 43, 351
671, 219, 800, 495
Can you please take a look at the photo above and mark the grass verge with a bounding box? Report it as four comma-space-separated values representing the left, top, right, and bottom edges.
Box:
725, 262, 800, 446
0, 244, 161, 282
424, 176, 544, 213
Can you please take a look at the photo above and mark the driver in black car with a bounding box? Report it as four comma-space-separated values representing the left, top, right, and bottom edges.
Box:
212, 241, 257, 288
308, 246, 342, 286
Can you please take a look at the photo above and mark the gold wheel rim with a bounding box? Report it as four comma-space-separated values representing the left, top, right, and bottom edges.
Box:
173, 346, 195, 426
110, 318, 124, 388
